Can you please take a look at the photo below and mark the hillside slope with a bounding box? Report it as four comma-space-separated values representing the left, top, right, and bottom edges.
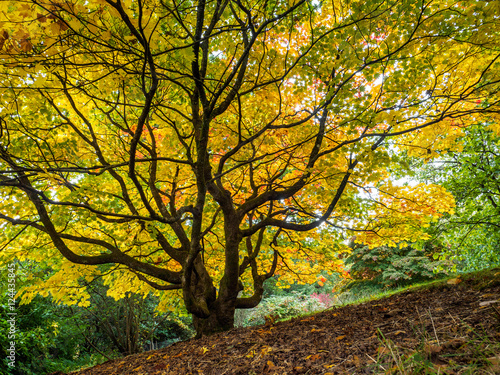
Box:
68, 270, 500, 374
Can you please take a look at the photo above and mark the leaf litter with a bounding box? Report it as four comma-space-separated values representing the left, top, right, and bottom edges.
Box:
65, 270, 500, 374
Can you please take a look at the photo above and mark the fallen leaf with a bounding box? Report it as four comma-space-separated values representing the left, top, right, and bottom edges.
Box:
300, 317, 315, 322
447, 278, 461, 285
261, 346, 272, 355
352, 355, 361, 366
424, 344, 443, 354
392, 330, 406, 336
481, 293, 495, 298
335, 335, 346, 341
479, 300, 499, 307
306, 354, 321, 361
266, 360, 279, 373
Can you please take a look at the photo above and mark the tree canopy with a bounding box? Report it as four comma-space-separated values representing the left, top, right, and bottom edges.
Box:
0, 0, 499, 335
416, 124, 500, 271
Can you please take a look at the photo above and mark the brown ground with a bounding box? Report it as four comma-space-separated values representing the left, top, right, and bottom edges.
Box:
68, 270, 500, 374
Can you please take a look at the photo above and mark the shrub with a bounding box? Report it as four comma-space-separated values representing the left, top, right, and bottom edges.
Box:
344, 243, 451, 289
235, 292, 336, 327
310, 292, 336, 308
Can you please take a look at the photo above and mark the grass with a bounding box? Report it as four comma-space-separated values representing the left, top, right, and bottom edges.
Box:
366, 299, 500, 374
371, 324, 500, 374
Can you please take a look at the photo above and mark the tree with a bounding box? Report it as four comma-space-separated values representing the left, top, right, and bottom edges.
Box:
0, 0, 498, 336
416, 124, 500, 271
73, 281, 194, 356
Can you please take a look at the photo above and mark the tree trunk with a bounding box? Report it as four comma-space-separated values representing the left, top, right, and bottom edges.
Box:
192, 300, 236, 337
189, 215, 242, 337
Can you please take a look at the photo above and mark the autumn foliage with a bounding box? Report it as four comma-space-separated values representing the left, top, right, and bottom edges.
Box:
0, 0, 499, 335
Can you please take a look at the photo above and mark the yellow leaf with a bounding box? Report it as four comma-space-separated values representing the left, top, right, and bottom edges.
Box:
267, 360, 276, 368
447, 278, 461, 285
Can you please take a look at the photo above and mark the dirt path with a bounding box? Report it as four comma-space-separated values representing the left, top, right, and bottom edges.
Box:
68, 270, 500, 374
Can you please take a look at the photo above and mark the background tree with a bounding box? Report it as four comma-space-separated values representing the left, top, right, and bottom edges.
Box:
415, 124, 500, 271
0, 0, 499, 336
74, 280, 193, 356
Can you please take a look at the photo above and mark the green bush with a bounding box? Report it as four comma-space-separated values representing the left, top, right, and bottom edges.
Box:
0, 296, 98, 375
344, 243, 451, 290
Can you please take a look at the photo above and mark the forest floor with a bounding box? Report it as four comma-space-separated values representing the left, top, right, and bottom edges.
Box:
66, 269, 500, 374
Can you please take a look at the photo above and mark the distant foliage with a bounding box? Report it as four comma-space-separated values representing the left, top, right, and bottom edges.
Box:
345, 243, 451, 289
416, 125, 500, 272
310, 292, 337, 308
235, 292, 336, 327
449, 227, 500, 272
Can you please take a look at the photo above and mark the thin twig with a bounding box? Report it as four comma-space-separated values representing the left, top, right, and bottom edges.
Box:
448, 312, 458, 325
428, 308, 440, 346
